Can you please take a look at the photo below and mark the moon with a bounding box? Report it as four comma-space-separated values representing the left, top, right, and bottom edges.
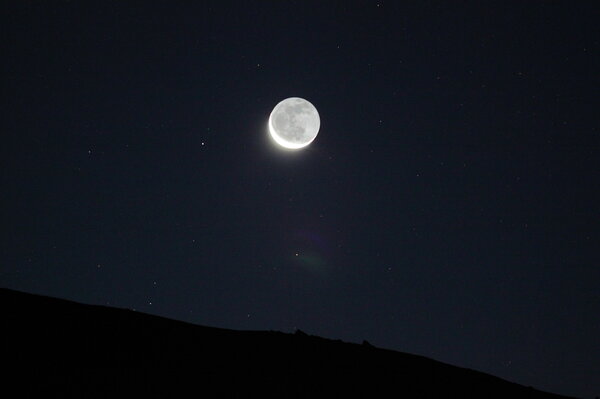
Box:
268, 97, 320, 150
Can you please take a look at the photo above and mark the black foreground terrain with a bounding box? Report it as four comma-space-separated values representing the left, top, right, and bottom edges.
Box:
1, 288, 574, 398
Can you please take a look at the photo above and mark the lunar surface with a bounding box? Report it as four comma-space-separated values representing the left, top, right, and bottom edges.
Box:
268, 97, 320, 149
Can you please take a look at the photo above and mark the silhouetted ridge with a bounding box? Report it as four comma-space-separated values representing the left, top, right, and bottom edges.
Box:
1, 288, 574, 398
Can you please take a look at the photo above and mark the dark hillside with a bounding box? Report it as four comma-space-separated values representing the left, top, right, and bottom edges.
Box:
1, 288, 574, 398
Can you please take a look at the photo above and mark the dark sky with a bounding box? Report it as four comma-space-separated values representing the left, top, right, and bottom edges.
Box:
2, 2, 598, 397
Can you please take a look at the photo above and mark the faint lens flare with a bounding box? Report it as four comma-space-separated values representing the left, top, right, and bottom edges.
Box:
291, 230, 332, 275
294, 251, 328, 275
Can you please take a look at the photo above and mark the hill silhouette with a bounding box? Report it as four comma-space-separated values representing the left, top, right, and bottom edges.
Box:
1, 287, 574, 398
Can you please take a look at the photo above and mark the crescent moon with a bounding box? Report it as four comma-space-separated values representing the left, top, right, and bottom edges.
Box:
268, 97, 320, 150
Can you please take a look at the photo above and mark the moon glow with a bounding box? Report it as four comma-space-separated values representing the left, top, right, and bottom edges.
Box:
268, 97, 320, 149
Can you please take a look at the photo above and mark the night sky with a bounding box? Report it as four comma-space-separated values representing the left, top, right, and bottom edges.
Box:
2, 2, 599, 397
